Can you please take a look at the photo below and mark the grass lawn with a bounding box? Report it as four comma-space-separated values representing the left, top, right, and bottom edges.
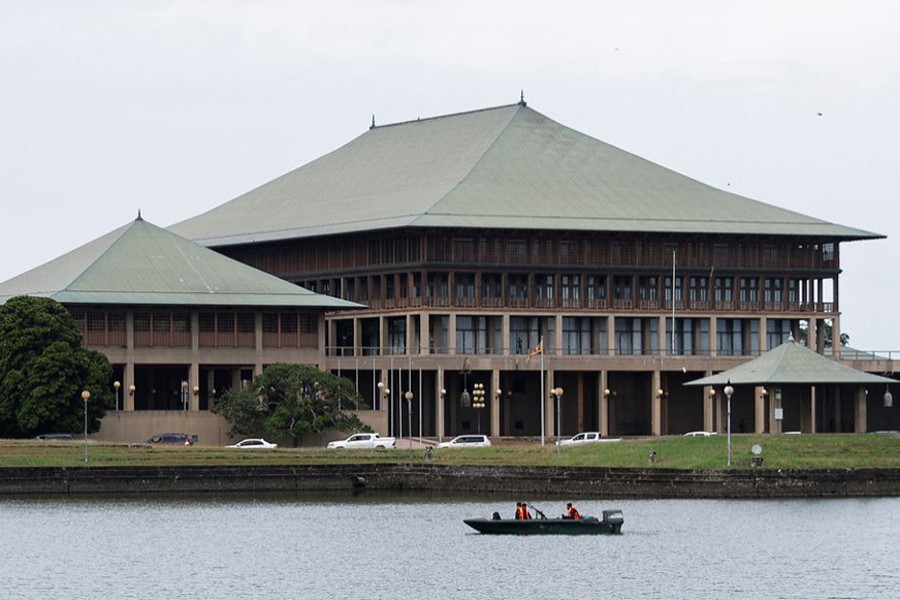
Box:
1, 433, 898, 470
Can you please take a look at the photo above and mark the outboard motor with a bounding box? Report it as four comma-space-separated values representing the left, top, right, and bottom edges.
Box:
602, 509, 625, 534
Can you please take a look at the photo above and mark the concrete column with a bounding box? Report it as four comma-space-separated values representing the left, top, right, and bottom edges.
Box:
709, 315, 718, 357
716, 391, 725, 434
490, 368, 500, 437
318, 313, 327, 367
576, 372, 585, 432
607, 316, 615, 356
327, 316, 336, 356
545, 368, 554, 440
759, 316, 768, 353
501, 313, 510, 356
658, 315, 667, 356
651, 369, 662, 436
436, 367, 445, 441
353, 317, 361, 356
253, 312, 263, 377
554, 314, 563, 357
448, 313, 457, 355
599, 370, 609, 437
809, 386, 817, 434
754, 386, 766, 433
854, 386, 867, 433
405, 314, 413, 355
703, 382, 714, 433
189, 362, 200, 412
832, 315, 841, 358
419, 312, 430, 356
807, 317, 817, 351
125, 309, 135, 411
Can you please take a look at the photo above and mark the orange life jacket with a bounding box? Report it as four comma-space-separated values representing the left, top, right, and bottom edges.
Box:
567, 505, 580, 520
515, 506, 524, 520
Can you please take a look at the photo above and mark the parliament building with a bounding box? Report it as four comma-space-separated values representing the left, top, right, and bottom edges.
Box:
167, 100, 896, 440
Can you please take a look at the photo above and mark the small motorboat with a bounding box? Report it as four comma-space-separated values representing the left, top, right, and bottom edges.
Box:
464, 507, 624, 535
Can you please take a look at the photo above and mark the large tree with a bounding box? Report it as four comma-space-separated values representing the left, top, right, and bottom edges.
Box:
212, 363, 369, 445
0, 296, 113, 437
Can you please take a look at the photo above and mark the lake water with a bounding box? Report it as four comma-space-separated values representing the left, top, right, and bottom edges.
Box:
1, 493, 898, 599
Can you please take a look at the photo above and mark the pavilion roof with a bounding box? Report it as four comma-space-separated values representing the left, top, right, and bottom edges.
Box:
685, 339, 894, 386
0, 216, 359, 308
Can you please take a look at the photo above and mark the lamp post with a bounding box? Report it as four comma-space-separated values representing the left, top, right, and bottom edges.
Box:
472, 383, 486, 433
724, 380, 734, 467
113, 380, 121, 411
81, 390, 91, 463
404, 390, 413, 447
552, 387, 564, 440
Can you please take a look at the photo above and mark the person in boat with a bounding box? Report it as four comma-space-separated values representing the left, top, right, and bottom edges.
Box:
515, 502, 531, 520
564, 502, 581, 520
514, 502, 531, 520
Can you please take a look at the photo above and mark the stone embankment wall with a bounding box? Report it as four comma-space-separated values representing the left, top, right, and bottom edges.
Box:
2, 465, 899, 497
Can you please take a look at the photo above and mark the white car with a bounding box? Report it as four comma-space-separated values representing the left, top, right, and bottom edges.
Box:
556, 432, 603, 446
226, 438, 278, 449
326, 433, 396, 449
682, 431, 717, 437
437, 435, 492, 448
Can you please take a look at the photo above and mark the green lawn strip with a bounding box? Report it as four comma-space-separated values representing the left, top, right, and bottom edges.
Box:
0, 435, 898, 469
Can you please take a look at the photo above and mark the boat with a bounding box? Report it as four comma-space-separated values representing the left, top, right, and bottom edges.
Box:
464, 508, 624, 535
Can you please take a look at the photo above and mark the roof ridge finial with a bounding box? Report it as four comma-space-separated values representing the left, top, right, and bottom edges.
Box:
136, 209, 143, 222
519, 90, 526, 106
370, 114, 376, 129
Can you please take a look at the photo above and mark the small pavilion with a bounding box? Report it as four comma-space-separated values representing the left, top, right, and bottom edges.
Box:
686, 338, 895, 434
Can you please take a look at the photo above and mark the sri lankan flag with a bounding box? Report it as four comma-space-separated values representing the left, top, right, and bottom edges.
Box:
526, 340, 542, 360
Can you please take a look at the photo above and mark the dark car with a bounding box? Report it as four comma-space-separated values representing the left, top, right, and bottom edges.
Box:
35, 433, 76, 441
147, 433, 193, 445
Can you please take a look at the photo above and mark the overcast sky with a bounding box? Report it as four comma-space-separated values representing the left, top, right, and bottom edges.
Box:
2, 0, 898, 351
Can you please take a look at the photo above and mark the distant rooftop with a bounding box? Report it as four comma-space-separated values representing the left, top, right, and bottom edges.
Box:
170, 102, 882, 247
0, 215, 359, 308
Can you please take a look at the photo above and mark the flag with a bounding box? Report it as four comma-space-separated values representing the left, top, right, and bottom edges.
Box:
526, 340, 542, 360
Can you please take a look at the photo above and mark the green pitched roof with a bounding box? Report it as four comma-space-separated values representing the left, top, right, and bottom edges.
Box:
686, 339, 894, 386
0, 216, 359, 309
170, 103, 881, 247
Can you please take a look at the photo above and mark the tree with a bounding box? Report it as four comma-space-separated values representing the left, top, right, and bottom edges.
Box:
0, 296, 113, 437
212, 363, 369, 446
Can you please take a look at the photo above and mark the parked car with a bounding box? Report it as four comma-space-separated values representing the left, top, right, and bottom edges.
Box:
683, 431, 717, 437
556, 432, 603, 446
226, 438, 277, 449
326, 433, 395, 449
437, 434, 492, 448
147, 433, 193, 445
34, 433, 75, 441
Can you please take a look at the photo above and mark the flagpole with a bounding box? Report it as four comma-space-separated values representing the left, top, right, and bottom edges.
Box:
540, 336, 545, 446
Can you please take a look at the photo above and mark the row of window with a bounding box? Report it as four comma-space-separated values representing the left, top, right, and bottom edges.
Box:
232, 234, 837, 275
333, 314, 797, 357
71, 310, 317, 349
306, 272, 826, 310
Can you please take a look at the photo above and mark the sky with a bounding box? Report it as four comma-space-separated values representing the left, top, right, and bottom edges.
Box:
2, 0, 898, 350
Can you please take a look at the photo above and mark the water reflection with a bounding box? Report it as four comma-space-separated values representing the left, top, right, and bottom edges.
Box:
2, 493, 898, 599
